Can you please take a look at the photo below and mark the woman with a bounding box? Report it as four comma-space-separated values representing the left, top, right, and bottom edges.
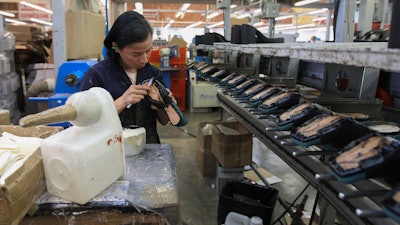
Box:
80, 11, 170, 144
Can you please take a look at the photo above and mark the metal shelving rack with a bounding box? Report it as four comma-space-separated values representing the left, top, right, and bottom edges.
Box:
192, 42, 400, 225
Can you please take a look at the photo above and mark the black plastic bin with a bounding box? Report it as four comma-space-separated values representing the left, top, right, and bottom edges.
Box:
217, 180, 279, 225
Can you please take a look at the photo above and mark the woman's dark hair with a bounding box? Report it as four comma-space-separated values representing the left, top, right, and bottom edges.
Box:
104, 11, 153, 61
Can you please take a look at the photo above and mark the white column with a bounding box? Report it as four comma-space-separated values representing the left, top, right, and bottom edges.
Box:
335, 0, 356, 42
51, 0, 66, 78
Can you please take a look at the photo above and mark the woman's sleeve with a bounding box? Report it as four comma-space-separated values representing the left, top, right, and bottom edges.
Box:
80, 68, 102, 91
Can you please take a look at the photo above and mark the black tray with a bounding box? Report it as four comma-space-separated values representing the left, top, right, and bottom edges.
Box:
209, 69, 231, 83
232, 79, 258, 95
223, 74, 247, 89
329, 133, 400, 184
267, 102, 328, 131
290, 114, 371, 149
240, 83, 270, 100
199, 65, 219, 78
258, 92, 301, 114
218, 72, 239, 86
249, 87, 282, 107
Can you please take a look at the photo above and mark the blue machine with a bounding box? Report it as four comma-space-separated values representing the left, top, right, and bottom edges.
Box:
29, 60, 97, 127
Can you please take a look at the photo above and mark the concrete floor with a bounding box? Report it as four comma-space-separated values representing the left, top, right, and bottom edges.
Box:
157, 109, 339, 225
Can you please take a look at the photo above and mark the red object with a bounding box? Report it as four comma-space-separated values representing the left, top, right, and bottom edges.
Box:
170, 68, 187, 111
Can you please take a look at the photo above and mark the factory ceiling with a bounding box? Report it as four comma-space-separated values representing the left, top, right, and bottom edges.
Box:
0, 0, 333, 29
123, 0, 332, 29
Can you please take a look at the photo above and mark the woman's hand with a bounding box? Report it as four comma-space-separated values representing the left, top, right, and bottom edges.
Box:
115, 84, 150, 113
166, 88, 177, 104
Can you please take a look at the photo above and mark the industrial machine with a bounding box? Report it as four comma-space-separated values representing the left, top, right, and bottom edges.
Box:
20, 87, 125, 205
160, 44, 180, 68
29, 60, 97, 127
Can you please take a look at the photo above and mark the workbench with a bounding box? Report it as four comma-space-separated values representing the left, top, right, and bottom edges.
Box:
21, 144, 181, 225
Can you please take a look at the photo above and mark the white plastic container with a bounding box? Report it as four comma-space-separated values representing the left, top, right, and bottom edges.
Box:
123, 125, 146, 156
225, 212, 250, 225
40, 87, 125, 205
250, 216, 263, 225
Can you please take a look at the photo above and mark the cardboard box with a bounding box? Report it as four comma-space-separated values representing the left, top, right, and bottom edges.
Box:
196, 145, 217, 177
197, 122, 216, 152
211, 122, 253, 167
0, 125, 63, 225
7, 24, 43, 34
7, 24, 45, 42
65, 10, 105, 60
0, 110, 10, 125
168, 35, 187, 48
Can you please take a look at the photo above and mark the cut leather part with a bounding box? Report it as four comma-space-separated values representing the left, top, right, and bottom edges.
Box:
329, 133, 400, 185
290, 114, 371, 149
147, 80, 187, 127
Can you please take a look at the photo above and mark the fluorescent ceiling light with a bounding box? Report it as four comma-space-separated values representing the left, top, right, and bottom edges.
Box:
236, 13, 250, 19
175, 3, 191, 18
207, 12, 220, 19
0, 10, 15, 17
135, 2, 143, 14
275, 24, 293, 28
294, 0, 320, 7
253, 22, 264, 27
253, 9, 262, 14
276, 15, 294, 20
305, 8, 328, 15
312, 16, 333, 21
5, 18, 26, 25
30, 18, 52, 26
207, 21, 224, 28
276, 23, 315, 30
20, 1, 52, 14
165, 19, 174, 28
186, 21, 203, 28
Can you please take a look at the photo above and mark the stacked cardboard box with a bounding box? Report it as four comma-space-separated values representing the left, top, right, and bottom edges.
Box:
196, 122, 218, 177
0, 125, 63, 225
196, 121, 253, 177
211, 122, 253, 168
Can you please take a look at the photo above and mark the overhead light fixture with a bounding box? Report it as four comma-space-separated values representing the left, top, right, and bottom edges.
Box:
276, 15, 294, 20
186, 21, 203, 29
135, 2, 143, 14
312, 15, 333, 22
0, 10, 15, 17
294, 0, 320, 7
253, 22, 264, 27
304, 8, 328, 15
20, 1, 52, 14
207, 21, 224, 28
276, 23, 315, 31
165, 19, 175, 28
207, 12, 220, 19
253, 9, 262, 14
236, 13, 250, 19
175, 3, 191, 18
5, 18, 26, 25
30, 18, 52, 26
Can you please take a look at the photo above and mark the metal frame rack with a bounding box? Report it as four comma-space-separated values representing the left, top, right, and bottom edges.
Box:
191, 42, 400, 225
